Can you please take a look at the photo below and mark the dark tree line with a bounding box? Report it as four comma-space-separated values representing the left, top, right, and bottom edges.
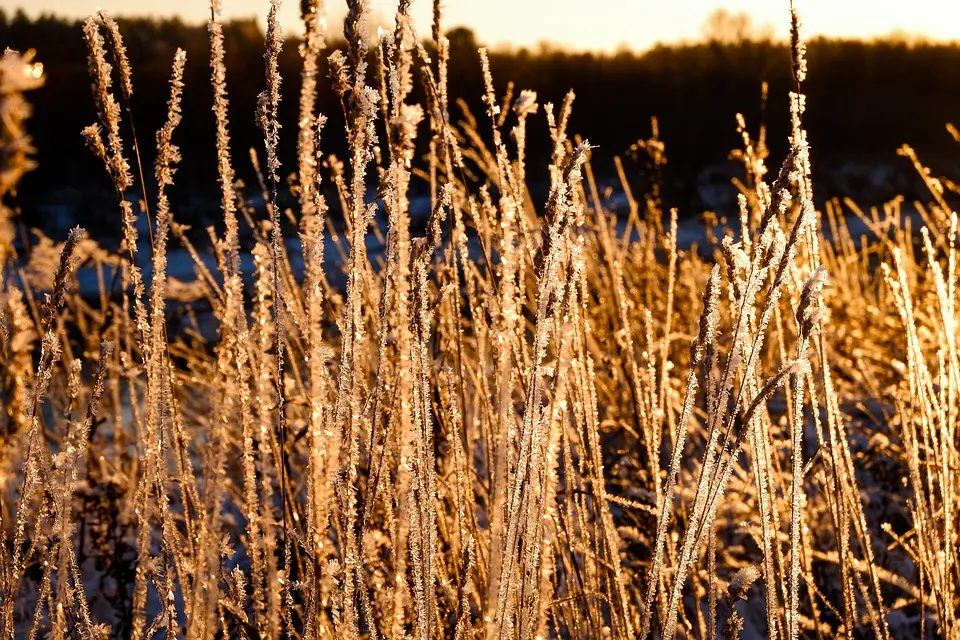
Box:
3, 10, 960, 234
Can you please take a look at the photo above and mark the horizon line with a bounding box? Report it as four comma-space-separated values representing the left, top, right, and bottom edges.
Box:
2, 2, 957, 55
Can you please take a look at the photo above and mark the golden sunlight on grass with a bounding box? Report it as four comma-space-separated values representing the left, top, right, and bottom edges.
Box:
0, 1, 957, 638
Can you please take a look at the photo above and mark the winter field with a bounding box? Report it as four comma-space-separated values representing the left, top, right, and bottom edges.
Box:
0, 1, 957, 638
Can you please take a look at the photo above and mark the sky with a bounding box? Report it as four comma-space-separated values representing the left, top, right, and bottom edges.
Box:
3, 0, 959, 52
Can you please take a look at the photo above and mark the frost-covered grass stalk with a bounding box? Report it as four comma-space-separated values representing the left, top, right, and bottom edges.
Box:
0, 1, 958, 638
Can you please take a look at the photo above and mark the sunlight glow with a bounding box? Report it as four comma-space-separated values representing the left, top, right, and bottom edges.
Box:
2, 0, 959, 52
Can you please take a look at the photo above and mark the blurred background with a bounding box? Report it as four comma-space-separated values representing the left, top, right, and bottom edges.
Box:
2, 0, 960, 244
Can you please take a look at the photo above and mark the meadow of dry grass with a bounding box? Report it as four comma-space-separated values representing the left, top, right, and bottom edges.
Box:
0, 1, 957, 638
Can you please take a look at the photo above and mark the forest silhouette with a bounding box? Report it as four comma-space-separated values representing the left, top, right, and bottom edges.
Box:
4, 9, 960, 238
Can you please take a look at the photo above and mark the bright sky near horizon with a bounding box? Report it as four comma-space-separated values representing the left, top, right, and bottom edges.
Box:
3, 0, 958, 52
